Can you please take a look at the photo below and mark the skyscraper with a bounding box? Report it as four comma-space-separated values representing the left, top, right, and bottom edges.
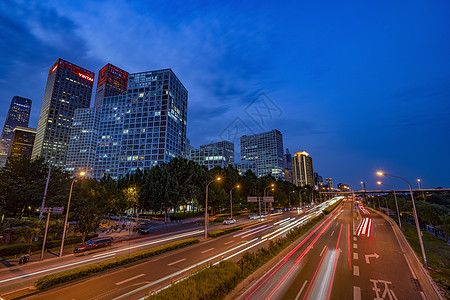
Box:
240, 129, 285, 179
9, 127, 36, 160
93, 63, 128, 109
191, 140, 235, 169
65, 108, 100, 177
0, 96, 32, 165
32, 59, 94, 167
291, 151, 314, 187
325, 178, 333, 190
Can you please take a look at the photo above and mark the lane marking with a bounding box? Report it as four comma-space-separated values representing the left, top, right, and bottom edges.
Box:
320, 245, 327, 257
168, 258, 186, 266
353, 265, 359, 276
224, 240, 234, 245
353, 253, 358, 260
331, 230, 334, 236
353, 243, 357, 249
201, 248, 214, 254
294, 280, 308, 300
115, 274, 145, 285
353, 237, 357, 241
353, 286, 361, 300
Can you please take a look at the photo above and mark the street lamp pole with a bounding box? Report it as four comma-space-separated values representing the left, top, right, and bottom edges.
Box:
377, 172, 428, 268
60, 171, 86, 257
289, 190, 295, 207
417, 179, 425, 199
205, 177, 221, 239
263, 184, 274, 218
229, 185, 240, 219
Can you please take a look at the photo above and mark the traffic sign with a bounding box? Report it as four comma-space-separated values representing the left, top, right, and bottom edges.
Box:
52, 207, 64, 214
263, 196, 274, 202
247, 196, 258, 202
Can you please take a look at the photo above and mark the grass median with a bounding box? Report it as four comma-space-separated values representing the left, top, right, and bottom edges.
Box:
35, 238, 199, 290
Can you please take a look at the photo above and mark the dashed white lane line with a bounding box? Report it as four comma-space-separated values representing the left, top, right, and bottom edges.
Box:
168, 258, 186, 266
353, 253, 358, 260
115, 274, 145, 285
353, 265, 360, 276
294, 280, 308, 300
224, 240, 234, 245
353, 237, 357, 241
319, 246, 327, 257
331, 230, 335, 236
353, 286, 361, 300
201, 248, 215, 254
353, 243, 357, 249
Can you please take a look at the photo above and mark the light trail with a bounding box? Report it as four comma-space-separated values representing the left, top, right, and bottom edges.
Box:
233, 225, 269, 237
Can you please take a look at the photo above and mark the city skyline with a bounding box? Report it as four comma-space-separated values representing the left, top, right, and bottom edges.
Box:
1, 1, 449, 189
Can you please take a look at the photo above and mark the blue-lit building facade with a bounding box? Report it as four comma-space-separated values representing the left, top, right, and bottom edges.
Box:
0, 96, 32, 165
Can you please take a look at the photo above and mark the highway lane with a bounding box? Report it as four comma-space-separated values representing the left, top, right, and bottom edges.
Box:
239, 201, 433, 300
23, 200, 341, 300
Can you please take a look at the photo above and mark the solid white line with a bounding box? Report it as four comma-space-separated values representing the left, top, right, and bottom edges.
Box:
115, 274, 145, 285
224, 240, 234, 245
201, 248, 214, 254
353, 265, 359, 276
420, 291, 427, 300
295, 280, 308, 300
353, 286, 361, 300
403, 253, 417, 280
353, 253, 358, 260
0, 253, 116, 284
319, 246, 327, 257
168, 258, 186, 266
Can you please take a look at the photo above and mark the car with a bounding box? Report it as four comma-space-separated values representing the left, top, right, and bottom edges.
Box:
248, 214, 259, 219
74, 236, 114, 255
223, 218, 236, 225
139, 224, 152, 234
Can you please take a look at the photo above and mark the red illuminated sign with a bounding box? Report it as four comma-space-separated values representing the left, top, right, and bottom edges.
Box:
78, 73, 94, 82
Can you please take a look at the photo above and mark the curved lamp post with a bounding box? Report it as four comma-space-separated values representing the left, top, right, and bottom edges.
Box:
205, 177, 221, 239
229, 184, 240, 219
377, 171, 428, 268
60, 171, 86, 257
377, 181, 401, 229
262, 184, 275, 219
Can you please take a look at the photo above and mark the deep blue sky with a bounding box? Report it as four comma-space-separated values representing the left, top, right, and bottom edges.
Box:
1, 0, 449, 189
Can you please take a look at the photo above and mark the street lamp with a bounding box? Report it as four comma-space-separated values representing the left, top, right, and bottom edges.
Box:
377, 181, 401, 229
417, 179, 425, 199
289, 190, 295, 207
205, 177, 221, 239
229, 184, 240, 219
262, 184, 275, 219
377, 171, 428, 268
60, 171, 86, 257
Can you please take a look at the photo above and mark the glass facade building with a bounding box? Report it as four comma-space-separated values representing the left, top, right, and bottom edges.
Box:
94, 63, 128, 109
32, 58, 94, 167
0, 96, 32, 165
65, 108, 100, 177
9, 127, 36, 160
240, 129, 285, 179
191, 141, 234, 169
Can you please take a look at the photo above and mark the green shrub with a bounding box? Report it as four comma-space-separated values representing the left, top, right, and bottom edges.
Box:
0, 234, 97, 258
146, 261, 241, 300
35, 238, 199, 290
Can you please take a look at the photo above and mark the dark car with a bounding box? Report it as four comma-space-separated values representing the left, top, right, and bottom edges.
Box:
139, 224, 152, 234
74, 236, 114, 255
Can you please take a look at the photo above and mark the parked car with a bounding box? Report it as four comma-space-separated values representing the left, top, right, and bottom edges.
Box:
223, 218, 236, 225
74, 236, 114, 255
139, 224, 152, 234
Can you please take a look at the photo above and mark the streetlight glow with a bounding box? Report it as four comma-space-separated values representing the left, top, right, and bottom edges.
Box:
377, 181, 382, 185
376, 171, 384, 176
79, 171, 86, 177
217, 177, 221, 181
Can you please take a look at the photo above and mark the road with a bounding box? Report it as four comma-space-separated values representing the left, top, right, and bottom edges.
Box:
238, 201, 438, 300
13, 201, 337, 300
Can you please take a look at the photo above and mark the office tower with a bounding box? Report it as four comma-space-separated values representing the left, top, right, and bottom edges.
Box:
291, 151, 314, 187
0, 96, 32, 165
191, 140, 234, 169
325, 178, 333, 189
182, 138, 194, 160
93, 64, 128, 109
94, 95, 127, 180
240, 129, 285, 179
32, 59, 94, 167
232, 162, 258, 176
66, 108, 100, 177
338, 183, 350, 191
314, 172, 324, 190
117, 69, 188, 177
8, 127, 36, 160
284, 149, 293, 183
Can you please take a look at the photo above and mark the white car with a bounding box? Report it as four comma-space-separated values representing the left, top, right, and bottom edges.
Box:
223, 218, 237, 225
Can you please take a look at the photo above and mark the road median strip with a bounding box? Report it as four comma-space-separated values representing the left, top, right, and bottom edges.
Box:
34, 238, 199, 290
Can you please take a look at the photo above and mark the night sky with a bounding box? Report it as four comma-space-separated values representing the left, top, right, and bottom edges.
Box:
1, 0, 449, 190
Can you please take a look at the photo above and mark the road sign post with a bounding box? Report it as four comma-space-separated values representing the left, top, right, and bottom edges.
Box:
39, 207, 64, 261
